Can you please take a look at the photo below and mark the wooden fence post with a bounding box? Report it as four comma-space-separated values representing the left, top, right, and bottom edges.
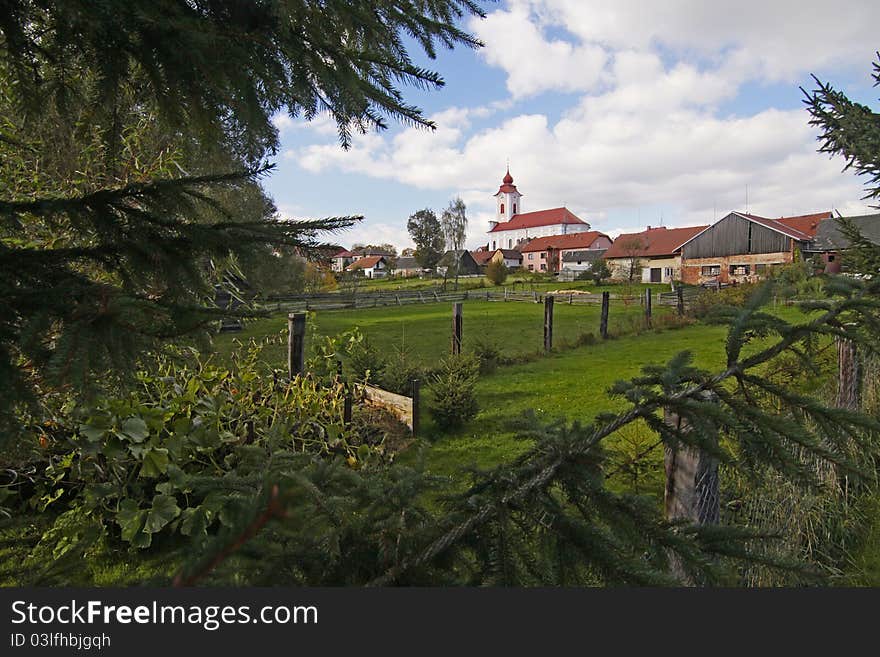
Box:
836, 336, 860, 410
411, 378, 420, 437
644, 288, 652, 327
664, 391, 720, 584
676, 286, 685, 317
452, 302, 463, 354
288, 312, 306, 378
600, 291, 610, 339
544, 295, 554, 352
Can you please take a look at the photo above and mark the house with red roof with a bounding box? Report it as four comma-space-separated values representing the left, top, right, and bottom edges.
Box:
345, 255, 388, 278
519, 231, 612, 273
330, 248, 356, 272
679, 211, 831, 285
604, 225, 709, 283
487, 169, 593, 251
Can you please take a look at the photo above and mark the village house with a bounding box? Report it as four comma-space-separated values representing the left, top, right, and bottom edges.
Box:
346, 255, 388, 278
519, 231, 612, 273
561, 248, 607, 274
470, 248, 522, 270
330, 248, 355, 272
604, 225, 708, 283
679, 211, 830, 285
486, 169, 592, 250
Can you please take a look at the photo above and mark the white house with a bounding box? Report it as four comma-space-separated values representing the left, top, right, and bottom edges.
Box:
487, 169, 592, 251
346, 255, 387, 278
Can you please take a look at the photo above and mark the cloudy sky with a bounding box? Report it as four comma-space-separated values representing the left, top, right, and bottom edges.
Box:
265, 0, 880, 251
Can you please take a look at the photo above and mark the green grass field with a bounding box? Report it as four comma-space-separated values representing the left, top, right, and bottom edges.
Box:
216, 297, 678, 369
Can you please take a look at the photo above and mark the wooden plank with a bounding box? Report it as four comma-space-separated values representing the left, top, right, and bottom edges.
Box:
600, 291, 610, 339
361, 384, 414, 430
544, 295, 554, 352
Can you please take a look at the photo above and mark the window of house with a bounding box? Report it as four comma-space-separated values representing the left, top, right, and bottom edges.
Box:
701, 265, 721, 276
528, 253, 534, 260
528, 264, 534, 271
828, 254, 835, 262
664, 267, 673, 278
540, 263, 546, 271
540, 252, 546, 259
729, 264, 750, 276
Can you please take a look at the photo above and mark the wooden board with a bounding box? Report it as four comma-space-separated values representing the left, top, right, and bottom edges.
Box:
360, 384, 414, 430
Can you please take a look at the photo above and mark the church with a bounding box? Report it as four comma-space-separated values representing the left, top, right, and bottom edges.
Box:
487, 169, 593, 251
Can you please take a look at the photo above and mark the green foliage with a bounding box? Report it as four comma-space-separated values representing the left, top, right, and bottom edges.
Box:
15, 338, 383, 569
428, 354, 480, 430
691, 283, 759, 319
407, 209, 445, 270
471, 338, 502, 375
486, 259, 508, 285
589, 258, 611, 284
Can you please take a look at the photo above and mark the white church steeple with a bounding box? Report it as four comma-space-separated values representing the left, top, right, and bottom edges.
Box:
493, 167, 522, 223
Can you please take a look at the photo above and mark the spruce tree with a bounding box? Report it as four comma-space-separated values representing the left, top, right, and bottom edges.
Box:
0, 1, 485, 432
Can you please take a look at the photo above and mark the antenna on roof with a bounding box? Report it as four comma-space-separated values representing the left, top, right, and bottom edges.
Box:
746, 185, 750, 214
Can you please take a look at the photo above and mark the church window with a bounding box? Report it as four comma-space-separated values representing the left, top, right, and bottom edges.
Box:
500, 203, 505, 214
492, 241, 496, 250
513, 204, 517, 213
508, 239, 512, 249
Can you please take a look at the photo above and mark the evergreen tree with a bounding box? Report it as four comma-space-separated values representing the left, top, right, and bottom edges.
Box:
0, 1, 484, 432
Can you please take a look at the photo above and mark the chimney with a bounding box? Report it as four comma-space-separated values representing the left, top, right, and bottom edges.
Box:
646, 225, 652, 231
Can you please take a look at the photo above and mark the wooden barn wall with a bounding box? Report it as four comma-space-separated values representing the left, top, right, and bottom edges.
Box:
682, 214, 791, 259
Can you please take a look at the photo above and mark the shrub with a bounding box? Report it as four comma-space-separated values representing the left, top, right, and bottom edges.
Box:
486, 260, 508, 285
471, 338, 501, 374
691, 283, 758, 319
345, 332, 387, 384
381, 345, 424, 395
428, 355, 480, 430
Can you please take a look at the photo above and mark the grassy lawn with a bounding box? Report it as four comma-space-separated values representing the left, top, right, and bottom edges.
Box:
407, 321, 729, 489
216, 297, 677, 369
348, 273, 672, 295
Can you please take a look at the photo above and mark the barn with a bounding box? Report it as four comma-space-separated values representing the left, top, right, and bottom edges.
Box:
679, 211, 829, 285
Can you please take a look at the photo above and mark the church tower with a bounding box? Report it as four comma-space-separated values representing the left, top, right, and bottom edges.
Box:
493, 168, 522, 223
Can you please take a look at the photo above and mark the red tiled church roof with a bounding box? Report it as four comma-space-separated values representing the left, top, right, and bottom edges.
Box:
519, 231, 609, 253
605, 225, 708, 259
489, 207, 587, 233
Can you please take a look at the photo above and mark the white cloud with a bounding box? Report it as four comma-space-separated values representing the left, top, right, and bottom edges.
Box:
278, 1, 877, 250
472, 7, 608, 98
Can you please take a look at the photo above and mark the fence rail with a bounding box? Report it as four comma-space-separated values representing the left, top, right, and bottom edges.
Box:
255, 287, 688, 314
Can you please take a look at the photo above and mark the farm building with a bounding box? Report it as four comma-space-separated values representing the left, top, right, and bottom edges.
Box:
438, 250, 482, 276
604, 225, 707, 283
346, 255, 388, 278
679, 211, 830, 285
805, 213, 880, 273
520, 231, 612, 273
487, 169, 592, 250
392, 256, 423, 277
561, 248, 607, 273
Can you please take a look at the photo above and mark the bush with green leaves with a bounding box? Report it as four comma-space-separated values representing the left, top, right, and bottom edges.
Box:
428, 354, 480, 430
471, 337, 502, 374
13, 338, 391, 575
486, 259, 508, 285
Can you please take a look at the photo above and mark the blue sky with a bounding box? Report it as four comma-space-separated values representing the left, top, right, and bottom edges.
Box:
264, 0, 880, 252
